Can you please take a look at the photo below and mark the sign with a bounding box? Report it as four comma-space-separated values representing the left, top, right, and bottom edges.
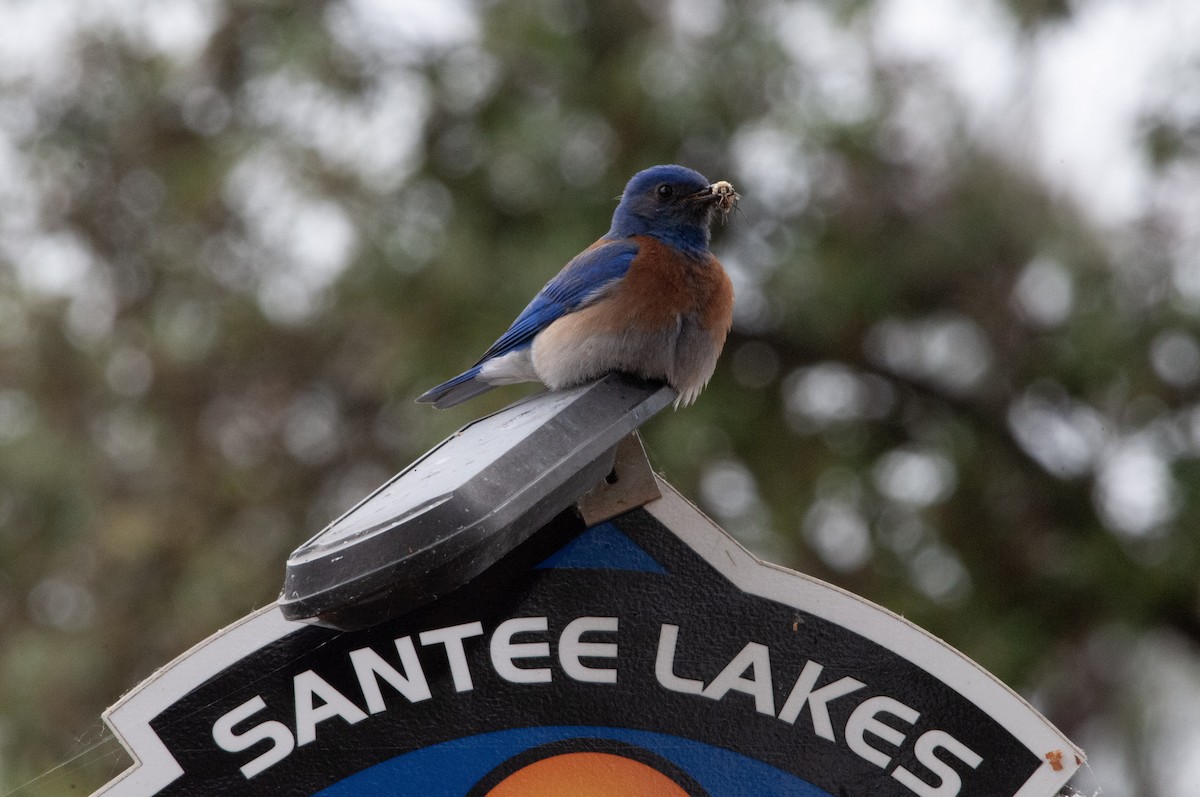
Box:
94, 482, 1083, 796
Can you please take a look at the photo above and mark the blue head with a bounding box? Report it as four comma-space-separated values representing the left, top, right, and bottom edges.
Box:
608, 165, 726, 255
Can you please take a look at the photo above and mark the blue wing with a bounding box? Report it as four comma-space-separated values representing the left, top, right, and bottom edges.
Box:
475, 237, 640, 363
416, 237, 640, 408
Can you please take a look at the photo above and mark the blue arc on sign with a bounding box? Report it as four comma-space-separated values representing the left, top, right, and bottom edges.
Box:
536, 521, 666, 573
314, 725, 830, 797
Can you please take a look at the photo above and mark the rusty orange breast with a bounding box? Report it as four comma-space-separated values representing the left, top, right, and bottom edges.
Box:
595, 235, 733, 341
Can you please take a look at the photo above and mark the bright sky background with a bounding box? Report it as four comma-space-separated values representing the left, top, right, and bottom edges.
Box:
876, 0, 1200, 226
3, 0, 1198, 231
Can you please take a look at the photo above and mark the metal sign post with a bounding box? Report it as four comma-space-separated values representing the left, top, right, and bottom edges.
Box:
93, 374, 1083, 797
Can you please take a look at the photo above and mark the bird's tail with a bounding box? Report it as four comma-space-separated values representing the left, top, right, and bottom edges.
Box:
415, 365, 497, 409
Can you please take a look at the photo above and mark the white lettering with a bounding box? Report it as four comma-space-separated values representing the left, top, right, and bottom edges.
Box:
212, 613, 983, 793
293, 670, 369, 746
701, 642, 775, 716
845, 695, 919, 769
349, 636, 432, 713
419, 621, 484, 692
655, 624, 704, 694
892, 729, 983, 797
777, 660, 866, 740
212, 696, 295, 779
490, 617, 552, 684
559, 616, 619, 683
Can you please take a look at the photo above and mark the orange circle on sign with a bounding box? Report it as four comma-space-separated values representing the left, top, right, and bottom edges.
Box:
483, 751, 693, 797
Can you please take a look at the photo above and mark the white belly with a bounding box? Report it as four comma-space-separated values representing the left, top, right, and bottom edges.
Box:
531, 311, 720, 406
477, 348, 539, 385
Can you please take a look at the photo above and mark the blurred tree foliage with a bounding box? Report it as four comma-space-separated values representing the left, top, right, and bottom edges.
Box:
1, 0, 1198, 794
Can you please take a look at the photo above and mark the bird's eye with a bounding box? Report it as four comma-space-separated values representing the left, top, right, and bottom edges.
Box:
655, 184, 674, 200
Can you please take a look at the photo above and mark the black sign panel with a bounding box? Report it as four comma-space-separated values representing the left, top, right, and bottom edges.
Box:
96, 487, 1081, 797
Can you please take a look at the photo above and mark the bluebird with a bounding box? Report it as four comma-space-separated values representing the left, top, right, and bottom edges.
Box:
417, 164, 737, 409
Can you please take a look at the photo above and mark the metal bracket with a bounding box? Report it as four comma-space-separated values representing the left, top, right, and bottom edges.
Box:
576, 432, 661, 527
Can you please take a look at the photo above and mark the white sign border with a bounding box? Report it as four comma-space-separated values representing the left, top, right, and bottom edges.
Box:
94, 478, 1083, 796
95, 607, 306, 796
646, 478, 1084, 796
